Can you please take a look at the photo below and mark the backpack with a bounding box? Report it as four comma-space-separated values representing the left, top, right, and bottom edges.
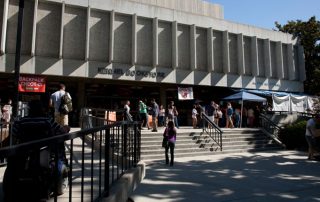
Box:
59, 92, 72, 114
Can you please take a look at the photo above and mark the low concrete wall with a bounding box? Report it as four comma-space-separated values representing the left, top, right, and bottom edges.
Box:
265, 113, 309, 127
102, 161, 146, 202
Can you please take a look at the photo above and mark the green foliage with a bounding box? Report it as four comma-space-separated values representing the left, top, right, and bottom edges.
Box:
279, 120, 307, 150
275, 16, 320, 95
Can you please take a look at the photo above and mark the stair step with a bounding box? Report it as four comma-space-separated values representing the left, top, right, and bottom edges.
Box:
140, 127, 284, 160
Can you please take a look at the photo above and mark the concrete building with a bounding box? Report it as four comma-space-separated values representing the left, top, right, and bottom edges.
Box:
0, 0, 305, 125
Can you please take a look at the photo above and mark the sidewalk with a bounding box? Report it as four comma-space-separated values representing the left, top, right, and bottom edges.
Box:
130, 150, 320, 202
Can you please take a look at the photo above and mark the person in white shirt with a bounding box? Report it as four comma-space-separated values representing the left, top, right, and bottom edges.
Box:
305, 114, 320, 160
49, 83, 71, 126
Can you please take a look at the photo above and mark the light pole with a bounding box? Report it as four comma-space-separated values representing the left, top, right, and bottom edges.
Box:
13, 0, 24, 118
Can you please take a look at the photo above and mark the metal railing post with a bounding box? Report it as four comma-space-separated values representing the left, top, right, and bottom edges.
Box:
104, 128, 110, 197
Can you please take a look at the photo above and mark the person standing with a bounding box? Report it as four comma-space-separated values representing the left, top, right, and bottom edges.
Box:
139, 99, 149, 129
192, 104, 198, 129
163, 121, 177, 166
49, 84, 72, 126
226, 102, 234, 128
158, 105, 166, 127
234, 108, 241, 128
150, 98, 159, 132
2, 99, 12, 128
196, 102, 205, 128
305, 114, 320, 160
254, 105, 261, 127
205, 101, 216, 123
247, 107, 255, 127
171, 101, 179, 129
123, 100, 132, 121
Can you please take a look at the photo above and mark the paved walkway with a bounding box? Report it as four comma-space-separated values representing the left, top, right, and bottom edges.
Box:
130, 150, 320, 202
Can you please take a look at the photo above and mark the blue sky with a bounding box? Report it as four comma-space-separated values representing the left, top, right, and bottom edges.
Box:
207, 0, 320, 30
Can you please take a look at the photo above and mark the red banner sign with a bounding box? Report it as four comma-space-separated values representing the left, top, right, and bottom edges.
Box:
18, 75, 46, 93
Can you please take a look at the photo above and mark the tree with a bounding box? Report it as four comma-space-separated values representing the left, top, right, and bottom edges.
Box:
275, 16, 320, 95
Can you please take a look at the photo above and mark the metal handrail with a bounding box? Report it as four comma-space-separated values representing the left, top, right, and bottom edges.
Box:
0, 120, 141, 201
259, 113, 285, 147
201, 112, 223, 151
259, 114, 282, 137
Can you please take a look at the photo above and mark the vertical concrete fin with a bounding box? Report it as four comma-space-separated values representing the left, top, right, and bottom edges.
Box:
1, 0, 9, 55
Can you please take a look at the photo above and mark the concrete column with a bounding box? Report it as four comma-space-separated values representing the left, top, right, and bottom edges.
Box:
237, 33, 245, 75
263, 39, 272, 78
77, 80, 85, 109
85, 6, 90, 61
298, 45, 306, 81
0, 0, 9, 55
31, 0, 38, 57
190, 24, 196, 70
109, 10, 115, 63
276, 41, 284, 79
153, 17, 158, 67
207, 27, 214, 72
132, 14, 137, 65
222, 30, 230, 74
160, 86, 166, 108
172, 21, 178, 69
59, 2, 65, 59
251, 36, 259, 76
287, 44, 295, 80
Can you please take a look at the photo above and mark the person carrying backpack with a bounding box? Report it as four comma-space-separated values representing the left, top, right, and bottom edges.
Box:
49, 83, 72, 126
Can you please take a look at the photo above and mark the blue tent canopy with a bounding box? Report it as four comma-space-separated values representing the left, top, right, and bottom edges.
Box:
223, 91, 266, 102
223, 92, 266, 128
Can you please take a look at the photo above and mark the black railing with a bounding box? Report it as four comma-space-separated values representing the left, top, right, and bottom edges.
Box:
201, 113, 223, 151
0, 120, 141, 201
80, 108, 126, 129
259, 114, 285, 147
259, 114, 282, 138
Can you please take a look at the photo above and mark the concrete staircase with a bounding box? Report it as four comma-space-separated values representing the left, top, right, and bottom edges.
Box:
140, 127, 284, 161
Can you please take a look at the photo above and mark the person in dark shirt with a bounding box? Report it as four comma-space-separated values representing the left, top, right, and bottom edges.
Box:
163, 121, 177, 166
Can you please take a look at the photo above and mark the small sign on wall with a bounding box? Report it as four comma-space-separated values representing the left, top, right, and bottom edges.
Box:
178, 87, 193, 100
18, 75, 46, 93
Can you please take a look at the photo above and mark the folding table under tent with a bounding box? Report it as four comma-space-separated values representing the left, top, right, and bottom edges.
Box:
222, 91, 267, 128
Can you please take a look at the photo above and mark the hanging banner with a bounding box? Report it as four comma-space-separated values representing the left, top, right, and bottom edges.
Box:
178, 87, 193, 100
18, 75, 46, 93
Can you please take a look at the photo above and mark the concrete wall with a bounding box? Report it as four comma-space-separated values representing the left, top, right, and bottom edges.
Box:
158, 20, 171, 68
0, 0, 306, 92
177, 24, 190, 70
113, 14, 132, 64
195, 27, 207, 71
128, 0, 224, 19
89, 9, 110, 62
36, 1, 61, 58
136, 17, 152, 66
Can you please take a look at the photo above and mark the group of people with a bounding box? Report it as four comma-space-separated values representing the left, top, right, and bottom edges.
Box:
195, 101, 262, 129
124, 99, 179, 132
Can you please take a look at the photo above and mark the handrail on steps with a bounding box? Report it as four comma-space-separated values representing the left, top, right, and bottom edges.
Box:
201, 112, 223, 151
259, 113, 285, 147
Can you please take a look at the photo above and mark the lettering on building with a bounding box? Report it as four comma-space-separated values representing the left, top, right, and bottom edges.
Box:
98, 68, 165, 78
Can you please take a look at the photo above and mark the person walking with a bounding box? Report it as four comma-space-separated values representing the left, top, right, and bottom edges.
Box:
305, 114, 320, 160
192, 104, 198, 129
163, 120, 177, 166
49, 83, 72, 126
139, 99, 149, 129
150, 98, 159, 132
